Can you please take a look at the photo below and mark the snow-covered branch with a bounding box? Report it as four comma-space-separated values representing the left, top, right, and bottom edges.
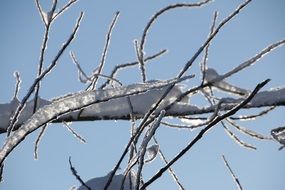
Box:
1, 85, 284, 134
0, 77, 191, 164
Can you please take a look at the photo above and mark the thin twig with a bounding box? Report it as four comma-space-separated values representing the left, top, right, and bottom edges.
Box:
134, 39, 147, 82
139, 0, 211, 70
69, 157, 91, 190
34, 125, 48, 159
230, 106, 276, 121
140, 79, 269, 189
200, 11, 218, 85
90, 11, 120, 90
35, 0, 47, 26
7, 12, 84, 135
70, 51, 90, 82
0, 163, 3, 182
221, 121, 256, 150
70, 51, 123, 86
221, 39, 285, 81
52, 0, 79, 21
63, 122, 87, 143
226, 119, 272, 140
34, 0, 58, 114
222, 155, 243, 190
153, 136, 185, 190
161, 121, 195, 129
100, 49, 167, 89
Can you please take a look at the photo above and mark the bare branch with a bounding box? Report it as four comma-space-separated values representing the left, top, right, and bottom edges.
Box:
222, 155, 243, 190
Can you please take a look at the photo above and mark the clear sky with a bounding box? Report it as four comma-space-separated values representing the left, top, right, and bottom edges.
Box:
0, 0, 285, 190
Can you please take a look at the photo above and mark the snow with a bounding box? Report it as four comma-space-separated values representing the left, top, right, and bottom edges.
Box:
145, 144, 159, 163
77, 172, 136, 190
248, 87, 285, 107
204, 68, 250, 96
68, 83, 187, 119
271, 126, 285, 150
0, 97, 50, 132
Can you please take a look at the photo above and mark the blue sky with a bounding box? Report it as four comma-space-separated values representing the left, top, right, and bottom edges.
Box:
0, 0, 285, 189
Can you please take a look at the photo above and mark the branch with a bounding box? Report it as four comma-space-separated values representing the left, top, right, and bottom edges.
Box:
100, 49, 167, 89
69, 157, 91, 190
90, 11, 120, 90
1, 85, 284, 134
222, 155, 243, 190
0, 77, 191, 164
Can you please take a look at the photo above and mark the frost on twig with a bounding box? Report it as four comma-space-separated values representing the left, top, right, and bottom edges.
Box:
63, 122, 86, 144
